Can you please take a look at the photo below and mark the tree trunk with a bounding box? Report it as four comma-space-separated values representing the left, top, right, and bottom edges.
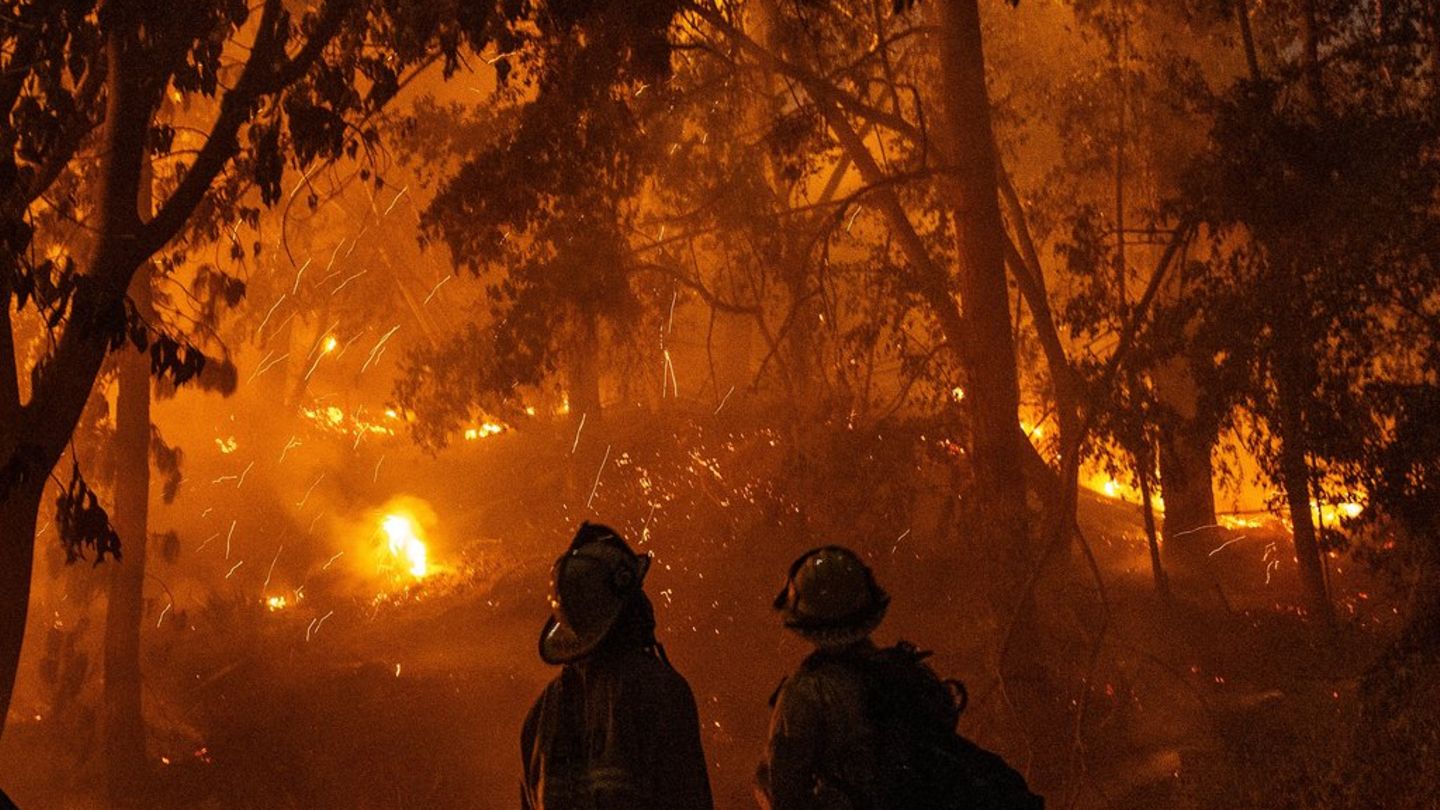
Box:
0, 478, 43, 733
1299, 0, 1324, 108
103, 268, 152, 802
935, 0, 1064, 786
1157, 418, 1218, 542
934, 0, 1027, 547
1273, 317, 1334, 627
568, 310, 602, 423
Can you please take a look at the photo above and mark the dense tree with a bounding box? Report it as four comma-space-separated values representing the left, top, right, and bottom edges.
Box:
0, 0, 514, 736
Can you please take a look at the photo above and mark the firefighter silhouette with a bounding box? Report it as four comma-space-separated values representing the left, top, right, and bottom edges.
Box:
520, 522, 714, 810
759, 545, 1042, 810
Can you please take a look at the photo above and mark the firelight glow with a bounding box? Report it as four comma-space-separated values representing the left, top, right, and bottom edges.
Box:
382, 512, 429, 578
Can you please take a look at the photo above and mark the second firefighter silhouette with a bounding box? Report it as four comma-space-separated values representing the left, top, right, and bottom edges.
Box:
520, 523, 714, 810
759, 546, 1043, 810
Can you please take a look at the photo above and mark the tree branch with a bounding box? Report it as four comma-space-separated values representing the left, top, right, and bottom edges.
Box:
140, 0, 355, 260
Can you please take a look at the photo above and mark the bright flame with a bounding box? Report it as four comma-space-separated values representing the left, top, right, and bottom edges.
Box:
322, 335, 339, 354
382, 513, 428, 578
463, 422, 506, 441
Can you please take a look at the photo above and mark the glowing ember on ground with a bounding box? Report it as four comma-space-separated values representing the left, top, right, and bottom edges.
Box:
382, 513, 429, 578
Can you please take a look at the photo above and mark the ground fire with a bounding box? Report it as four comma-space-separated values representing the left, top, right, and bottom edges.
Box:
2, 1, 1439, 809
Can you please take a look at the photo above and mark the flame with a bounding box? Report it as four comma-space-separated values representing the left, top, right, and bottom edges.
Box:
322, 335, 339, 354
381, 513, 428, 578
463, 422, 506, 441
266, 595, 293, 611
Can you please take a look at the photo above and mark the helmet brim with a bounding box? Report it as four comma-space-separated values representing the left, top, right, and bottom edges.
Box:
781, 593, 890, 646
538, 554, 652, 665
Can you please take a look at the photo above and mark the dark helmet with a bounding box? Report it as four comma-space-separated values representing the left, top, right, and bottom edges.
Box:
539, 523, 652, 665
774, 545, 889, 646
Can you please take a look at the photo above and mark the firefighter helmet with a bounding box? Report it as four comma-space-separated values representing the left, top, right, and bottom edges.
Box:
774, 545, 889, 645
539, 523, 652, 665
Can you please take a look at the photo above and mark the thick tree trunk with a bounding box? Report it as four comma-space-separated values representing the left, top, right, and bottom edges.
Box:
935, 0, 1064, 786
934, 0, 1027, 546
0, 27, 153, 734
103, 270, 152, 802
0, 478, 43, 731
1157, 419, 1218, 542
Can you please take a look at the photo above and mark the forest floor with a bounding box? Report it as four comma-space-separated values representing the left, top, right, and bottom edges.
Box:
0, 405, 1408, 809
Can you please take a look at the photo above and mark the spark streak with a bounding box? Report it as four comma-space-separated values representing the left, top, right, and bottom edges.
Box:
255, 295, 287, 338
291, 257, 312, 294
156, 602, 172, 628
263, 544, 283, 592
587, 444, 612, 510
225, 560, 244, 579
423, 276, 451, 305
714, 385, 735, 415
1207, 535, 1248, 557
361, 325, 401, 374
297, 474, 325, 508
572, 413, 587, 454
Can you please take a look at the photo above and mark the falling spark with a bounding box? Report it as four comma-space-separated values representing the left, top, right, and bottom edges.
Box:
361, 325, 401, 373
197, 533, 219, 552
297, 474, 325, 508
279, 436, 301, 463
263, 544, 283, 592
1207, 535, 1248, 557
321, 240, 344, 281
891, 529, 911, 555
383, 186, 410, 217
302, 350, 327, 382
587, 444, 612, 510
714, 385, 735, 415
225, 560, 244, 579
225, 520, 236, 559
236, 461, 254, 489
572, 413, 587, 454
322, 550, 344, 570
291, 257, 312, 294
662, 349, 679, 397
373, 456, 385, 483
423, 276, 451, 305
156, 602, 172, 629
255, 294, 287, 338
845, 205, 863, 232
331, 269, 368, 294
248, 351, 289, 383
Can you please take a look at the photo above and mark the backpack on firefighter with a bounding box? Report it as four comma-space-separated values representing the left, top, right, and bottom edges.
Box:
802, 641, 1043, 810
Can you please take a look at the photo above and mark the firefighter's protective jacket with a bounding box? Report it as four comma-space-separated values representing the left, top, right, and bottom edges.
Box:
758, 644, 884, 810
521, 646, 714, 810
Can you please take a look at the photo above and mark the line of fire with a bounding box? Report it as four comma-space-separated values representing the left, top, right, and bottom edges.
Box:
1, 1, 1438, 808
